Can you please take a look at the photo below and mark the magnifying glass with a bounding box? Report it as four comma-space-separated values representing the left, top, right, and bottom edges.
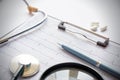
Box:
40, 62, 103, 80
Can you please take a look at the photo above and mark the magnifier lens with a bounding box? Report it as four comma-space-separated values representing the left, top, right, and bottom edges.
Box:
46, 69, 96, 80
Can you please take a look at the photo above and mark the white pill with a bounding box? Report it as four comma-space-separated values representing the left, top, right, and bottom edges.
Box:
90, 22, 99, 31
91, 22, 99, 27
100, 26, 107, 32
90, 26, 97, 31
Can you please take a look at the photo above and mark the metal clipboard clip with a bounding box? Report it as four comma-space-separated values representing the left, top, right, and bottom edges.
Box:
58, 21, 110, 47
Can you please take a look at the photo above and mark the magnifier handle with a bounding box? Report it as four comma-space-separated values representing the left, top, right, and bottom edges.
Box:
11, 65, 24, 80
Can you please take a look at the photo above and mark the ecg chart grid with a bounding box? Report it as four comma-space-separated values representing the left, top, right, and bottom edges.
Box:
0, 17, 120, 80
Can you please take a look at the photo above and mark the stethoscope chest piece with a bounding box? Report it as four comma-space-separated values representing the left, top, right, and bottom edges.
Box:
9, 54, 40, 77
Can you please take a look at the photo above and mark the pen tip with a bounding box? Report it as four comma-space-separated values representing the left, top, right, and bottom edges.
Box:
57, 43, 61, 46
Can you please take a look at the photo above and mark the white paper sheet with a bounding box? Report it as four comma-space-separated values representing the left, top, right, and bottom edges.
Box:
0, 16, 120, 80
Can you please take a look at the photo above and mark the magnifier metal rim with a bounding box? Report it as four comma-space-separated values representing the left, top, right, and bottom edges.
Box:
40, 62, 103, 80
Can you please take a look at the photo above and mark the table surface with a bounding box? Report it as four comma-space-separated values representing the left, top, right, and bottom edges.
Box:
0, 0, 120, 80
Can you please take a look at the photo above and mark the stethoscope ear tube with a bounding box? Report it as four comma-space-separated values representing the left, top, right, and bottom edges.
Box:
40, 62, 103, 80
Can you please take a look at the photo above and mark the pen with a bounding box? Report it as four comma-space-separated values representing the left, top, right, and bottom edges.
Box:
59, 44, 120, 79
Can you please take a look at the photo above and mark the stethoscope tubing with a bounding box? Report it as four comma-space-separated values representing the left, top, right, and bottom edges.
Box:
0, 10, 47, 44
